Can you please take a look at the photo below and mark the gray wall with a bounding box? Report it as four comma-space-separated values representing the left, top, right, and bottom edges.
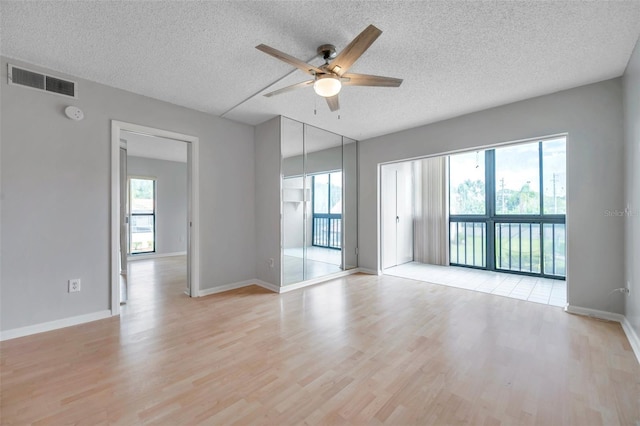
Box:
624, 38, 640, 336
359, 78, 625, 313
0, 56, 256, 331
127, 156, 187, 255
254, 117, 281, 286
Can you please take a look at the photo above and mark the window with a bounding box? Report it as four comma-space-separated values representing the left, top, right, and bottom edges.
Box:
129, 177, 156, 254
449, 137, 566, 278
495, 143, 540, 215
449, 150, 486, 215
542, 138, 567, 215
311, 172, 342, 249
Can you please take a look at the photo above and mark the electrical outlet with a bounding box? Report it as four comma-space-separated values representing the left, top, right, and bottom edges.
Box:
68, 278, 81, 293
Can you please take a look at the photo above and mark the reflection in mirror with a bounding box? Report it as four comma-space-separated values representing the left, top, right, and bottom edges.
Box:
281, 117, 357, 286
302, 124, 343, 281
343, 137, 358, 270
281, 118, 304, 284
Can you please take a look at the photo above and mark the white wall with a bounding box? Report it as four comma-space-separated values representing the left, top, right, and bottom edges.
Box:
127, 156, 187, 255
254, 117, 281, 286
0, 56, 256, 331
624, 38, 640, 337
359, 78, 625, 313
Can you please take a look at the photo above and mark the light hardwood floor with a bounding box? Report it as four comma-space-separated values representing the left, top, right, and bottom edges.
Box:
1, 256, 639, 425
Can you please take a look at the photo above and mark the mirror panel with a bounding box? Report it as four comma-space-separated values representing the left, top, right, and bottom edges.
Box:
281, 117, 357, 286
281, 117, 305, 285
343, 137, 358, 270
303, 124, 343, 281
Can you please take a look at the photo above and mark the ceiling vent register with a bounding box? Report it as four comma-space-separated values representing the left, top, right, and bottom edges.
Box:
8, 64, 77, 98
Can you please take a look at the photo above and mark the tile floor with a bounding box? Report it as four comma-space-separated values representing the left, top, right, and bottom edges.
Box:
385, 262, 567, 307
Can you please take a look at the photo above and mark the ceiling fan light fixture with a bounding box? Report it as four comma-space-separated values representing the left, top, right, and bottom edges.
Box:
313, 75, 342, 97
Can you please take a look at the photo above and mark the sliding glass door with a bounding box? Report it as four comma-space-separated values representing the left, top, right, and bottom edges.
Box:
449, 137, 566, 278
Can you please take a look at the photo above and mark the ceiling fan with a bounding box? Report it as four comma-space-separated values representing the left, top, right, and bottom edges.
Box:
256, 24, 403, 112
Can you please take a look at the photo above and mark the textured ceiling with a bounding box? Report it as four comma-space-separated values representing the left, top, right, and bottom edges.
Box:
2, 1, 640, 140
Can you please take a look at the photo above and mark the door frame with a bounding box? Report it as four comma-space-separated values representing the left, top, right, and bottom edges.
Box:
110, 120, 200, 316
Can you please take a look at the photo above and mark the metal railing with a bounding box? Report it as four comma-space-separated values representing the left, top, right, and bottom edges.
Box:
312, 214, 342, 249
450, 221, 486, 268
450, 218, 565, 278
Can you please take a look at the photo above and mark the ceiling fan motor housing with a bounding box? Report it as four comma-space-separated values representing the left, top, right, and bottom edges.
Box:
317, 44, 337, 61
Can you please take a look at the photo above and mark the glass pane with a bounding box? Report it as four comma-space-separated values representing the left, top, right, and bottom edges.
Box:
495, 143, 540, 215
449, 151, 485, 215
495, 223, 541, 273
281, 118, 305, 285
130, 178, 154, 214
304, 124, 343, 280
329, 172, 342, 214
343, 138, 358, 270
130, 215, 154, 253
450, 221, 485, 267
449, 222, 458, 264
542, 138, 567, 214
313, 174, 329, 214
543, 223, 566, 276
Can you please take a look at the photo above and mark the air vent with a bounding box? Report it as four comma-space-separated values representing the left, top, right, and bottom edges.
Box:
8, 64, 77, 98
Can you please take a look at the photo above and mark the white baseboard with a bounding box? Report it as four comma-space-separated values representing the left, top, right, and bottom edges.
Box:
564, 305, 624, 322
359, 267, 381, 275
197, 279, 259, 297
128, 251, 186, 261
254, 280, 280, 293
0, 310, 112, 341
278, 268, 361, 293
621, 317, 640, 364
565, 305, 639, 364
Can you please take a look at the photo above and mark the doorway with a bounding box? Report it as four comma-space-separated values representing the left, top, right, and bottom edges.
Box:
111, 121, 199, 316
381, 162, 413, 269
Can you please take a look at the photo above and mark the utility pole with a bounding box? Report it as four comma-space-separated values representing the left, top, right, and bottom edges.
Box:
500, 178, 505, 212
552, 173, 557, 213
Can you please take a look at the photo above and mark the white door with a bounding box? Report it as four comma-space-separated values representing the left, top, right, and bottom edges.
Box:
382, 163, 413, 269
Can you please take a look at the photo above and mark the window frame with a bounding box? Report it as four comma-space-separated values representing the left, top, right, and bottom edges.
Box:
128, 176, 157, 255
449, 138, 566, 279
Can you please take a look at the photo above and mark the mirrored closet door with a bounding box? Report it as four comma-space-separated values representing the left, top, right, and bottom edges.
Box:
281, 117, 358, 286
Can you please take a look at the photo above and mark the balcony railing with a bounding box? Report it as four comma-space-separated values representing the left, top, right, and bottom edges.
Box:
312, 214, 341, 249
450, 221, 486, 268
450, 218, 565, 278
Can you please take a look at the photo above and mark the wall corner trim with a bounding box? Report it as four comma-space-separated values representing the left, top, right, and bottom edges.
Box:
565, 305, 639, 364
0, 310, 112, 341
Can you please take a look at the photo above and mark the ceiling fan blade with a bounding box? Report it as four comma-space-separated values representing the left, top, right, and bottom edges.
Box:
329, 24, 382, 76
326, 95, 340, 112
256, 44, 324, 75
342, 73, 403, 87
263, 80, 314, 97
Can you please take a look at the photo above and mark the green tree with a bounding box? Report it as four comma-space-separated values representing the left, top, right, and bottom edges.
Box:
455, 179, 485, 214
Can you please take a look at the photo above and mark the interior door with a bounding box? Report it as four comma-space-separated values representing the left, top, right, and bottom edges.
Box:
382, 163, 413, 269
